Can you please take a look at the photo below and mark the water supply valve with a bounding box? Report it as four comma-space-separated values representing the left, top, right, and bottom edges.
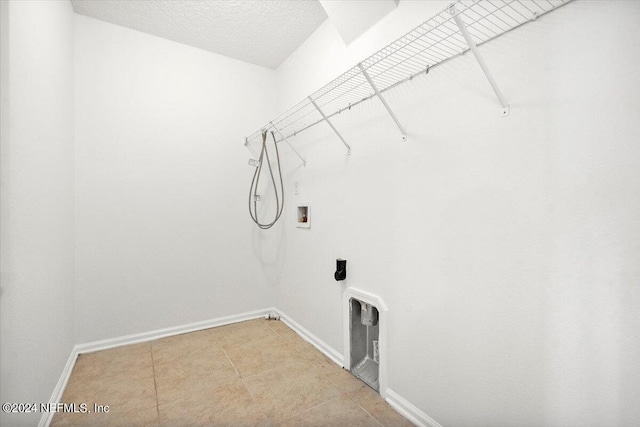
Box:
360, 302, 378, 326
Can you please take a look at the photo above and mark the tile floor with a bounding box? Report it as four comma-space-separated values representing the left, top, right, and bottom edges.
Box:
51, 318, 414, 427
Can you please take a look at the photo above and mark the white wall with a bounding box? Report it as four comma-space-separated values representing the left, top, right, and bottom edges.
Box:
2, 2, 639, 426
274, 1, 640, 426
74, 15, 277, 343
0, 1, 76, 426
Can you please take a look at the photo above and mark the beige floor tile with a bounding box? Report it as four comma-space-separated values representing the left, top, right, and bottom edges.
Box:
276, 395, 381, 427
152, 329, 221, 365
60, 369, 157, 418
224, 335, 300, 377
51, 405, 159, 427
295, 344, 340, 375
155, 369, 239, 406
326, 368, 367, 394
158, 379, 268, 427
153, 343, 237, 385
215, 319, 279, 347
347, 386, 415, 427
266, 320, 300, 341
54, 318, 413, 427
71, 342, 153, 382
243, 361, 342, 423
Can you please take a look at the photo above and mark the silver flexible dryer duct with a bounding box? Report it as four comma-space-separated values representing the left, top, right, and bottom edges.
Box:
248, 130, 284, 229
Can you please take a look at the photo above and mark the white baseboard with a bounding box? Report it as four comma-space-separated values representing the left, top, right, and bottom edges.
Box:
38, 348, 79, 427
275, 309, 344, 368
40, 306, 441, 427
386, 388, 443, 427
277, 311, 441, 427
39, 307, 274, 426
75, 307, 275, 354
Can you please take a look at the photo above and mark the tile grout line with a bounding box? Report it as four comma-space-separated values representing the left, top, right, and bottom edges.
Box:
276, 395, 343, 425
240, 377, 273, 427
269, 319, 394, 426
354, 403, 386, 427
64, 320, 403, 426
271, 367, 369, 424
344, 391, 386, 427
220, 331, 309, 382
227, 320, 330, 426
265, 319, 289, 339
240, 355, 320, 384
220, 346, 241, 379
149, 345, 161, 421
223, 334, 279, 352
221, 341, 273, 427
243, 321, 345, 425
323, 367, 367, 393
266, 319, 307, 343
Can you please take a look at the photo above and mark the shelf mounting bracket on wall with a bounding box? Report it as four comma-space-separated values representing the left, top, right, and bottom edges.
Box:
244, 137, 260, 165
270, 121, 306, 167
309, 96, 352, 155
450, 4, 510, 117
358, 63, 407, 141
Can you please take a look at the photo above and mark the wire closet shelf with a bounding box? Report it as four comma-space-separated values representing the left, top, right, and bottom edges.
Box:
244, 0, 572, 157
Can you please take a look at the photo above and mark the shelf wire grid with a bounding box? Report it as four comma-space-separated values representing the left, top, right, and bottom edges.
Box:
245, 0, 572, 150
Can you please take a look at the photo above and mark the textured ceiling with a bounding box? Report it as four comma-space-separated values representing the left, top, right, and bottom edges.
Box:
70, 0, 328, 69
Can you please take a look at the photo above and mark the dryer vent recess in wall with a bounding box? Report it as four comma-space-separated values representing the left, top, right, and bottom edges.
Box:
349, 298, 380, 392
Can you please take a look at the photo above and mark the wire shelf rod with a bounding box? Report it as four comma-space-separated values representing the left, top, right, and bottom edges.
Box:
503, 1, 530, 21
370, 68, 415, 89
367, 3, 511, 71
393, 33, 460, 62
373, 34, 456, 68
276, 100, 313, 122
530, 1, 546, 12
361, 21, 454, 72
451, 3, 509, 111
516, 1, 536, 15
406, 26, 466, 57
461, 1, 515, 33
245, 0, 573, 148
371, 64, 427, 89
268, 2, 485, 134
270, 121, 306, 166
332, 25, 460, 101
392, 39, 449, 64
266, 7, 537, 145
362, 21, 458, 69
308, 97, 351, 154
313, 81, 371, 112
358, 63, 407, 140
473, 1, 515, 29
459, 9, 500, 38
365, 39, 454, 86
367, 27, 463, 71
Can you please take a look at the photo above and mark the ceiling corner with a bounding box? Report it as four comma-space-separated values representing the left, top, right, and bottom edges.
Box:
318, 0, 398, 46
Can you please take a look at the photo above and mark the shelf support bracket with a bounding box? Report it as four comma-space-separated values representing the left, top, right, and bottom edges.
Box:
244, 137, 260, 159
450, 5, 510, 117
270, 122, 306, 167
358, 63, 407, 141
309, 96, 351, 155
